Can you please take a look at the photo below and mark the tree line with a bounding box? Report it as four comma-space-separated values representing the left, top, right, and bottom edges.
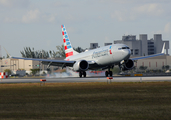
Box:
20, 45, 85, 58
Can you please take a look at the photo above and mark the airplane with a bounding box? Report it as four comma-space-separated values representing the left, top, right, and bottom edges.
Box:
11, 25, 165, 77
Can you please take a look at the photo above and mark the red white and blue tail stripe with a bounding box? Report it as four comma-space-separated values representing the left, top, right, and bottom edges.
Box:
61, 24, 79, 58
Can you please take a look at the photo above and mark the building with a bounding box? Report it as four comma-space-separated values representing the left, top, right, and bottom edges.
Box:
114, 34, 169, 56
90, 43, 99, 49
90, 43, 112, 49
104, 43, 112, 46
0, 58, 41, 73
133, 55, 170, 70
0, 58, 62, 74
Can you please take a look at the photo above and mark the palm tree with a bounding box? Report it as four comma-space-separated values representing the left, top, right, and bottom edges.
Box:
56, 45, 65, 57
20, 47, 49, 58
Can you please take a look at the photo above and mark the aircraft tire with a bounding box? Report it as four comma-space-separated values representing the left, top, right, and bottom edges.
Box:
79, 71, 82, 78
105, 71, 108, 77
83, 71, 86, 77
109, 71, 113, 77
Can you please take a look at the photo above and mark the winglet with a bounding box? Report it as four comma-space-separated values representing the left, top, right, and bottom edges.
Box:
3, 47, 12, 58
161, 42, 165, 54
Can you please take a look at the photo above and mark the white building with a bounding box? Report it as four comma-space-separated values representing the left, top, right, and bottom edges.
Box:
0, 58, 61, 74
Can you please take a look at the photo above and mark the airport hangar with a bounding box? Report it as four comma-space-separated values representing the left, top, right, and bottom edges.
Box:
0, 34, 170, 74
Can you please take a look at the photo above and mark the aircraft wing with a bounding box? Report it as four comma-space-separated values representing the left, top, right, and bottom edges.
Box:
131, 43, 165, 61
131, 53, 164, 61
11, 57, 75, 67
11, 56, 98, 69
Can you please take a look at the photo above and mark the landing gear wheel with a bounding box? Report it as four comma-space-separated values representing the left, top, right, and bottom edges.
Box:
105, 71, 109, 77
109, 71, 113, 77
79, 72, 82, 78
83, 71, 86, 77
79, 71, 86, 78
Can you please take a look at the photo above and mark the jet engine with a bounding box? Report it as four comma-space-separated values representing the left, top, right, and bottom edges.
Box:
73, 60, 89, 71
122, 59, 134, 71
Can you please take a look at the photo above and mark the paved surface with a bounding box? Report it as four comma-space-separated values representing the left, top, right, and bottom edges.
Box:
0, 76, 171, 84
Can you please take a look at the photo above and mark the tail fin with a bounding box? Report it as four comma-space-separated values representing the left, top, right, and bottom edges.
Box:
61, 24, 79, 58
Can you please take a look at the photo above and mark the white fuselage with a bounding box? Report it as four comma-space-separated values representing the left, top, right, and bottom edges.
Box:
65, 44, 131, 69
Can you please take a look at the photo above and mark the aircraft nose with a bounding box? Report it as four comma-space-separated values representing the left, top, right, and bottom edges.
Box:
127, 49, 131, 57
124, 49, 131, 59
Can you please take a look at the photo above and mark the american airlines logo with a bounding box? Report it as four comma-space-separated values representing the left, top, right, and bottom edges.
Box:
109, 46, 112, 54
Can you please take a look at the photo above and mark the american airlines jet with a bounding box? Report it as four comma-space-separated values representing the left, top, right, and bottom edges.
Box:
12, 25, 165, 77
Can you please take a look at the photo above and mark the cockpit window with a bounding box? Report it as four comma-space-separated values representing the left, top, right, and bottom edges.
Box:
122, 47, 127, 49
118, 47, 130, 50
122, 47, 129, 49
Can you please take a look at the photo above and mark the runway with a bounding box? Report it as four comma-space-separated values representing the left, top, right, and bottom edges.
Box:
0, 76, 171, 84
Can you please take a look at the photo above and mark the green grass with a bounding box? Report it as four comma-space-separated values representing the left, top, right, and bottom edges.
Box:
0, 82, 171, 120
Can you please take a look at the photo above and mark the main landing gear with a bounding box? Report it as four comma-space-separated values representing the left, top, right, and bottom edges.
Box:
105, 67, 113, 77
79, 71, 86, 78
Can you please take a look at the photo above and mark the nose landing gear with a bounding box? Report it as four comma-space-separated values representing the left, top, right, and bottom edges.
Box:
105, 67, 113, 77
105, 71, 113, 77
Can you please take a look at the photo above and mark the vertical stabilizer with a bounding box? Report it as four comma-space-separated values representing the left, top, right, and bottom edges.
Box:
61, 24, 79, 58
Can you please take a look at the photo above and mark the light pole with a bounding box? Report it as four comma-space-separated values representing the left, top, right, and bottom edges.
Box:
42, 52, 44, 72
40, 51, 44, 75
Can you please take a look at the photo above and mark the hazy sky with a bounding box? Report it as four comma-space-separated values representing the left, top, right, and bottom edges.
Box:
0, 0, 171, 57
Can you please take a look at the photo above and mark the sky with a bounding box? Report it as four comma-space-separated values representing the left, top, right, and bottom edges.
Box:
0, 0, 171, 57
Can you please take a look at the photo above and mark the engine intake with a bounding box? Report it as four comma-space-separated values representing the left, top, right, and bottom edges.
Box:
73, 60, 89, 71
123, 59, 134, 71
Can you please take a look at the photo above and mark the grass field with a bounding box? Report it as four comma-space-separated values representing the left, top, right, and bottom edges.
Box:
0, 82, 171, 120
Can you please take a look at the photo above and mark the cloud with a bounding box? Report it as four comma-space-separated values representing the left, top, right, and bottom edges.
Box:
42, 14, 57, 23
22, 9, 40, 23
111, 3, 165, 22
0, 0, 12, 7
4, 17, 19, 23
134, 3, 163, 16
151, 22, 171, 39
111, 10, 135, 22
0, 0, 29, 8
164, 22, 171, 33
48, 15, 55, 23
99, 0, 135, 4
111, 11, 124, 21
53, 1, 68, 7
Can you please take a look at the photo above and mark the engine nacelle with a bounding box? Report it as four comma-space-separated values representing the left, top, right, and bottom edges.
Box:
73, 60, 89, 71
123, 59, 134, 71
